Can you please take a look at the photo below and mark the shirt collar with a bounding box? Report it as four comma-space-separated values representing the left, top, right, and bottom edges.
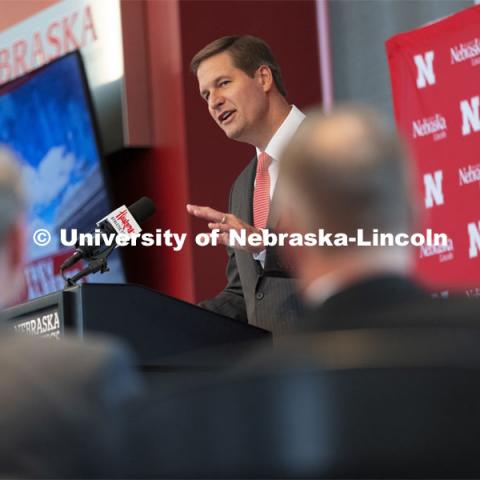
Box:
256, 105, 305, 161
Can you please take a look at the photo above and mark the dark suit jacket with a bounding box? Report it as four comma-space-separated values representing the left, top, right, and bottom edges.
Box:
299, 274, 480, 333
0, 331, 142, 478
200, 157, 303, 334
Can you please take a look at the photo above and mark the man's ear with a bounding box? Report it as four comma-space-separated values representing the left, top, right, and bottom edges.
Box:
255, 65, 274, 93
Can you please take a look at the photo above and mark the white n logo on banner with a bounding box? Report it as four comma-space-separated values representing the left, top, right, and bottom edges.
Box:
468, 221, 480, 258
424, 171, 444, 208
460, 96, 480, 136
414, 51, 436, 88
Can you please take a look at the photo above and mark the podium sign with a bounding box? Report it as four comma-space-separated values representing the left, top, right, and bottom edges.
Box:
5, 290, 70, 339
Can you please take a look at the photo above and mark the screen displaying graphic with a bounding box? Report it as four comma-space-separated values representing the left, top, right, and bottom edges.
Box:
0, 51, 125, 303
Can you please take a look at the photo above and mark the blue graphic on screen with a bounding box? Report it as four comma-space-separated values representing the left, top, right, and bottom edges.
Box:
0, 52, 125, 301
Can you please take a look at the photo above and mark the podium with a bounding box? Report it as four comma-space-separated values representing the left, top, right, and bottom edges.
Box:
1, 284, 270, 367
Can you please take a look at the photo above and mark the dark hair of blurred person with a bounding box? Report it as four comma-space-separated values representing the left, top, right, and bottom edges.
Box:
0, 147, 26, 308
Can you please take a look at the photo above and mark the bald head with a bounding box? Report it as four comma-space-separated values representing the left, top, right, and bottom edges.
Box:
278, 106, 414, 241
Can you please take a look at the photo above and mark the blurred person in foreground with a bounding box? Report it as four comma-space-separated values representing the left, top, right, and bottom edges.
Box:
140, 107, 480, 479
0, 147, 142, 478
276, 105, 453, 331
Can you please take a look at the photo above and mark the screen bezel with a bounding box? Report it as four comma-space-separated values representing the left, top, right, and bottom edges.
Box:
0, 50, 127, 295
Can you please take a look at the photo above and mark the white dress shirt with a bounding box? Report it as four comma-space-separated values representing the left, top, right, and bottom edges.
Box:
253, 105, 305, 266
255, 105, 305, 198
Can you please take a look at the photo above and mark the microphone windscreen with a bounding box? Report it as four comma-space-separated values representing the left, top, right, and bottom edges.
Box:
128, 196, 156, 223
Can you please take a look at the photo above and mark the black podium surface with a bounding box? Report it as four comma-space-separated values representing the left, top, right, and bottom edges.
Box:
2, 284, 270, 367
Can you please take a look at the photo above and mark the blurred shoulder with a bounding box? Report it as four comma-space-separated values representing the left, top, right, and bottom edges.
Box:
0, 330, 139, 394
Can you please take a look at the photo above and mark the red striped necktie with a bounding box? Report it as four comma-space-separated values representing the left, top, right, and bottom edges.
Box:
253, 152, 272, 229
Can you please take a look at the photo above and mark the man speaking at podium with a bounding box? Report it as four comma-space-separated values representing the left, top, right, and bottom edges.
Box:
0, 147, 143, 477
187, 35, 304, 334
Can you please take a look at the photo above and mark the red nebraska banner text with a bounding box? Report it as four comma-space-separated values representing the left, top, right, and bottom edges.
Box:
386, 5, 480, 296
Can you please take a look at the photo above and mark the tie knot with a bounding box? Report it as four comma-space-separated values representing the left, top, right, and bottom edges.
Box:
257, 152, 271, 172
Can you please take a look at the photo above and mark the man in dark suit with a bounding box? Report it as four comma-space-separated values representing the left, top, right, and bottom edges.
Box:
275, 105, 445, 331
186, 36, 304, 334
0, 147, 143, 477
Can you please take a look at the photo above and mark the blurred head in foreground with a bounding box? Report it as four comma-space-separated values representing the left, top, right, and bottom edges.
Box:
0, 147, 25, 307
0, 147, 148, 478
277, 105, 417, 298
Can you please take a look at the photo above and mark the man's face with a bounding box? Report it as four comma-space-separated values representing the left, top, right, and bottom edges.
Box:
197, 51, 268, 145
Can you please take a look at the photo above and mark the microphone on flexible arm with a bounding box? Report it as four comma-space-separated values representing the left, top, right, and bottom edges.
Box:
60, 196, 156, 284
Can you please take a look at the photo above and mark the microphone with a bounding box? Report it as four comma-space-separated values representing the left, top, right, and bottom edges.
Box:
129, 196, 156, 222
60, 196, 156, 271
98, 196, 156, 234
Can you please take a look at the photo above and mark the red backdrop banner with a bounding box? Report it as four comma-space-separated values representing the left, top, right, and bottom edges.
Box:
386, 4, 480, 297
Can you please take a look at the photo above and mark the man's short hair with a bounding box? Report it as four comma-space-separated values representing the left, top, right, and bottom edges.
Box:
0, 147, 25, 242
190, 35, 287, 98
279, 105, 414, 240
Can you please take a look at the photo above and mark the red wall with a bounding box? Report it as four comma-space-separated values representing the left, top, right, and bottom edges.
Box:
109, 0, 195, 301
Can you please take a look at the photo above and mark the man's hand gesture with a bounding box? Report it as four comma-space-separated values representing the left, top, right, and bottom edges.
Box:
186, 204, 265, 253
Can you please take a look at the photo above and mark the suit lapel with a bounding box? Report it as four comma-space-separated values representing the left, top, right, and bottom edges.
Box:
268, 181, 281, 230
237, 156, 257, 225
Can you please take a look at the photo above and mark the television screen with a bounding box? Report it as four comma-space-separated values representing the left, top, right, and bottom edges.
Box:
0, 51, 125, 304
